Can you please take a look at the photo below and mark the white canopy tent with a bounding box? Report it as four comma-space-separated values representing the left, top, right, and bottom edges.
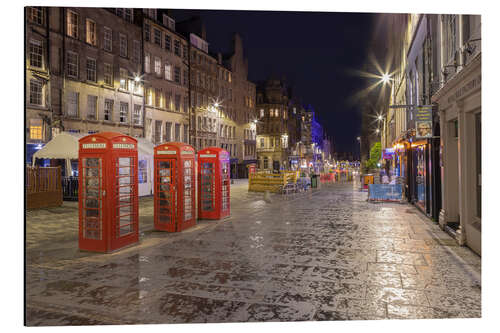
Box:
32, 132, 154, 197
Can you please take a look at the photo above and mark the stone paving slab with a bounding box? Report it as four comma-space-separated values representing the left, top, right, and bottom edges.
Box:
25, 180, 481, 325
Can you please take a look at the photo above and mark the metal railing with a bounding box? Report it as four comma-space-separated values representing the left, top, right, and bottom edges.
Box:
62, 176, 79, 201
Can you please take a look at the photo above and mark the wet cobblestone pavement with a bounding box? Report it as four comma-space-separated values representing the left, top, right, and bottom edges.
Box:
25, 180, 481, 325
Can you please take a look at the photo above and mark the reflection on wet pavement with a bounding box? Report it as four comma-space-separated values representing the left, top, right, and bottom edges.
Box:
26, 180, 481, 325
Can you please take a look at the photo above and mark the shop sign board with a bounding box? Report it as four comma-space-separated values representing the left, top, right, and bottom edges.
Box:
415, 106, 433, 138
383, 148, 395, 159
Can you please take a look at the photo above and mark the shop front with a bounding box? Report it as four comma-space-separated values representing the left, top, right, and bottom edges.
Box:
433, 54, 481, 255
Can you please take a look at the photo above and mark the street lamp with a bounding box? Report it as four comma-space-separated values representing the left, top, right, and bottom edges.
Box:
381, 73, 391, 85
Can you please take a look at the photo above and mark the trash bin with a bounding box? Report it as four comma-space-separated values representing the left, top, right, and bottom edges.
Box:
311, 174, 318, 188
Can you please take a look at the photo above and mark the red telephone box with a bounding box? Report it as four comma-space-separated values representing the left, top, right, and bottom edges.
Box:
78, 132, 139, 253
197, 147, 230, 220
247, 163, 257, 175
154, 142, 195, 232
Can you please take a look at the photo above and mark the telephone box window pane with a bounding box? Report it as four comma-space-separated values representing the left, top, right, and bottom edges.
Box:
82, 158, 102, 240
184, 159, 193, 219
201, 162, 214, 211
222, 162, 230, 211
157, 160, 175, 225
116, 157, 134, 237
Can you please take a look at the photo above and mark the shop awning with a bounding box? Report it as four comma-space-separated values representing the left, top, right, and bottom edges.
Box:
33, 132, 154, 165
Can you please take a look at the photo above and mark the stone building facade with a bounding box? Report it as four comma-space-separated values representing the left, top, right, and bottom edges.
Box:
256, 79, 290, 171
26, 6, 52, 152
25, 7, 144, 162
138, 9, 189, 145
222, 34, 257, 177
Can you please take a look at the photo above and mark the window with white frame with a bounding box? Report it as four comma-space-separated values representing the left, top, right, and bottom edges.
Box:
67, 51, 78, 78
119, 33, 127, 57
154, 57, 161, 76
29, 7, 44, 25
86, 19, 96, 46
144, 53, 150, 73
67, 10, 78, 38
144, 23, 150, 42
133, 104, 142, 125
133, 40, 140, 63
103, 63, 113, 86
174, 40, 180, 56
175, 123, 180, 141
165, 122, 172, 142
104, 99, 113, 121
103, 27, 112, 52
175, 94, 181, 112
119, 102, 128, 123
29, 79, 43, 105
29, 39, 43, 68
87, 95, 97, 120
147, 88, 153, 105
154, 28, 161, 46
124, 9, 132, 22
164, 34, 171, 51
120, 68, 128, 90
174, 66, 180, 83
183, 124, 188, 143
86, 58, 96, 82
66, 91, 79, 118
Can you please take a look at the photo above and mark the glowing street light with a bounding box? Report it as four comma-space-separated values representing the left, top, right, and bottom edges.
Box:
377, 115, 383, 121
381, 73, 391, 84
375, 128, 380, 134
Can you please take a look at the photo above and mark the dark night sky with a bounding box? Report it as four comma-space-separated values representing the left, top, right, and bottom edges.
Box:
171, 9, 376, 153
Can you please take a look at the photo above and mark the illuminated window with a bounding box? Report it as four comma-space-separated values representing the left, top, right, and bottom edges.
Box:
120, 68, 128, 90
67, 10, 78, 38
29, 79, 43, 105
154, 57, 161, 75
86, 19, 96, 46
30, 119, 42, 140
147, 88, 153, 105
260, 109, 264, 117
260, 138, 264, 148
103, 27, 112, 52
29, 39, 43, 68
164, 62, 172, 80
